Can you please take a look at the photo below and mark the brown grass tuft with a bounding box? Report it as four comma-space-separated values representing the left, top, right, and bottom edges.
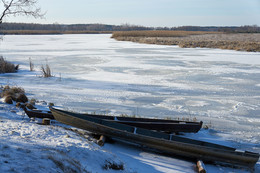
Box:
0, 56, 19, 73
9, 87, 25, 95
1, 85, 27, 104
41, 63, 52, 78
1, 86, 25, 98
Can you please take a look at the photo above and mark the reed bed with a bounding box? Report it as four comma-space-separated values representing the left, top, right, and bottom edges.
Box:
111, 30, 217, 38
112, 32, 260, 52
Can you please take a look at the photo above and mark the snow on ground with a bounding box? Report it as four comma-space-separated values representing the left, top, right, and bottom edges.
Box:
0, 101, 125, 173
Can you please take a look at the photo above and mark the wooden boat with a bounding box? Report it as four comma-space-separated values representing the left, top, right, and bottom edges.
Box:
56, 109, 203, 133
50, 107, 260, 167
23, 107, 55, 119
23, 107, 203, 133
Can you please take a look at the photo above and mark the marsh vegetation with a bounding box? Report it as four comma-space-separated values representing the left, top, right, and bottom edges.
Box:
112, 31, 260, 52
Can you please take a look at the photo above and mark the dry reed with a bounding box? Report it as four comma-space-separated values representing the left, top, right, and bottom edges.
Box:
111, 30, 218, 38
112, 32, 260, 52
29, 58, 34, 71
41, 63, 52, 78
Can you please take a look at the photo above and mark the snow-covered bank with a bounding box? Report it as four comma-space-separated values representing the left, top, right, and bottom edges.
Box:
0, 102, 125, 173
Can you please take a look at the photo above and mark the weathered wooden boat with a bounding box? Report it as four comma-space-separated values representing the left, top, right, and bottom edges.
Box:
24, 107, 203, 133
23, 107, 55, 119
50, 107, 259, 167
58, 110, 202, 133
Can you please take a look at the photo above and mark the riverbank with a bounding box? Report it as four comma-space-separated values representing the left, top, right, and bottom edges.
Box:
112, 31, 260, 52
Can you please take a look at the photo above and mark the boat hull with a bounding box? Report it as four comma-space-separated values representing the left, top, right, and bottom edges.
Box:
50, 107, 259, 167
25, 107, 202, 133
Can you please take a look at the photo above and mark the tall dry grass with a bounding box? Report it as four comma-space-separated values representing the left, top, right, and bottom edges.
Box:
41, 63, 52, 78
112, 32, 260, 52
29, 58, 34, 71
111, 30, 218, 38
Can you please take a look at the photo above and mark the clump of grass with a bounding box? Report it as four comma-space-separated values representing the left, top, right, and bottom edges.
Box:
0, 56, 19, 73
1, 85, 25, 98
0, 85, 27, 104
41, 63, 52, 78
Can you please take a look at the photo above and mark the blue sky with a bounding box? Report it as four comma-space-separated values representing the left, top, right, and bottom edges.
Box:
3, 0, 260, 27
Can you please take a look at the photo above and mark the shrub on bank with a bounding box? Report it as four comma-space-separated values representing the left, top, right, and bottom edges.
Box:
0, 56, 19, 73
0, 85, 27, 104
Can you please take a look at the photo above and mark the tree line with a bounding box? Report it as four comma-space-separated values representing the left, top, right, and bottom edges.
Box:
1, 23, 259, 34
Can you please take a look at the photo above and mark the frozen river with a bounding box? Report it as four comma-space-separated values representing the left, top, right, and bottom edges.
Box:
1, 34, 260, 153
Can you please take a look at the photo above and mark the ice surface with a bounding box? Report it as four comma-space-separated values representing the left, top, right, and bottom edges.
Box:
0, 34, 260, 172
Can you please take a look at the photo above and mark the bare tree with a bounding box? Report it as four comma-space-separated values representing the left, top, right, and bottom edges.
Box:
0, 0, 44, 25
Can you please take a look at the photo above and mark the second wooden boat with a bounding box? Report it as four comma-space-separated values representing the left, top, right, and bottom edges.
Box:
23, 107, 203, 133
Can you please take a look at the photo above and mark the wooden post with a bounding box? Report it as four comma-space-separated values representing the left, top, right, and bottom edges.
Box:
97, 135, 106, 146
197, 160, 206, 173
42, 118, 51, 125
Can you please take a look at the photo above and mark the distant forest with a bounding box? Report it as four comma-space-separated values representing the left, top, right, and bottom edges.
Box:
0, 23, 259, 34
